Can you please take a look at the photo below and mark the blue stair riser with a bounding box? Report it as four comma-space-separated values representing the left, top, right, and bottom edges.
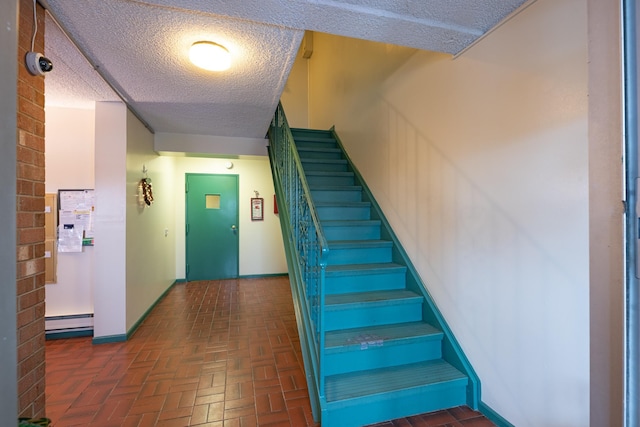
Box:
317, 205, 370, 221
306, 174, 354, 186
323, 223, 381, 240
326, 245, 391, 265
325, 270, 405, 294
310, 188, 362, 203
324, 339, 443, 376
322, 379, 468, 427
291, 130, 334, 140
297, 149, 343, 160
296, 142, 338, 151
301, 160, 348, 172
324, 302, 422, 331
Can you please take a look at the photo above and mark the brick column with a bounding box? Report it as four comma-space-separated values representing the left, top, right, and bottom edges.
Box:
16, 0, 46, 417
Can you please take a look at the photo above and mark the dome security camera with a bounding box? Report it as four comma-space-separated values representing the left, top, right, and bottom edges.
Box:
25, 52, 53, 76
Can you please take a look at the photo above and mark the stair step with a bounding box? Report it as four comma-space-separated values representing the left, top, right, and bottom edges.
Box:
325, 290, 422, 330
291, 128, 333, 137
297, 146, 343, 160
316, 201, 371, 221
310, 185, 362, 202
301, 158, 348, 172
325, 262, 406, 294
294, 135, 337, 150
326, 240, 392, 265
325, 322, 442, 351
324, 322, 444, 375
305, 171, 354, 186
294, 135, 336, 143
322, 220, 381, 240
323, 360, 468, 427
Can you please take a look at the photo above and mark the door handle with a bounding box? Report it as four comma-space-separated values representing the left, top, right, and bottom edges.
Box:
231, 225, 237, 230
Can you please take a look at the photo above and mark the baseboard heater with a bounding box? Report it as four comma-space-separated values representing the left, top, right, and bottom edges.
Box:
45, 313, 94, 340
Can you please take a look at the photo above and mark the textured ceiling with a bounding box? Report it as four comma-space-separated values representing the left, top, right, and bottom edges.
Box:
43, 0, 528, 142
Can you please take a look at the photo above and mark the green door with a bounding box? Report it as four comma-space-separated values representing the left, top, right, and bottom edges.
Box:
185, 174, 239, 280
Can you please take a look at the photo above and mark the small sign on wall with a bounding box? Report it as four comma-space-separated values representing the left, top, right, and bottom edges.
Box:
251, 197, 264, 221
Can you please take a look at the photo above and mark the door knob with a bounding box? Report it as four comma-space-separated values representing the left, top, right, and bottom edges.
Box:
231, 225, 237, 230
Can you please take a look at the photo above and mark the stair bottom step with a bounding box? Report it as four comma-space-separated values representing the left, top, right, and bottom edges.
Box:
325, 359, 466, 402
323, 360, 468, 426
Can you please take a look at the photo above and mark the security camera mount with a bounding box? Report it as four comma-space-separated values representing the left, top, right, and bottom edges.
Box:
25, 51, 53, 76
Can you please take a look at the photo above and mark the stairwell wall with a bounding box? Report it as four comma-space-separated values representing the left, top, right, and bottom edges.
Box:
305, 0, 589, 425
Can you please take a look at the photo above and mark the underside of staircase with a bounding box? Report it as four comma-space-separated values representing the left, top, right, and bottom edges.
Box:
268, 105, 480, 427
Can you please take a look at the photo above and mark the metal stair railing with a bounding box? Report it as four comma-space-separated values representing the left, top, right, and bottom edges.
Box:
267, 103, 328, 418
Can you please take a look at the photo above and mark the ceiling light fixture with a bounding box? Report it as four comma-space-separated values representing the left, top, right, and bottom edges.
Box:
189, 41, 231, 71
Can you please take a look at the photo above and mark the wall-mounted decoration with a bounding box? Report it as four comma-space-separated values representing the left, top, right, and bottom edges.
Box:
140, 178, 154, 206
251, 197, 264, 221
139, 164, 154, 207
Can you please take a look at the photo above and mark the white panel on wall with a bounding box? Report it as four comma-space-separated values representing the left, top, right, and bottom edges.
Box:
93, 101, 127, 338
44, 106, 95, 317
306, 0, 588, 425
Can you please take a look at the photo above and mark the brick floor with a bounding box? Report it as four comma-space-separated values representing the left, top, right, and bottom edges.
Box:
45, 277, 494, 426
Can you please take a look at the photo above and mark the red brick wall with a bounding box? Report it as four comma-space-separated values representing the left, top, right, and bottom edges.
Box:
16, 0, 46, 418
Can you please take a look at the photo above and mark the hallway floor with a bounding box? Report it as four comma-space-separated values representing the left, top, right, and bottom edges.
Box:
45, 277, 494, 426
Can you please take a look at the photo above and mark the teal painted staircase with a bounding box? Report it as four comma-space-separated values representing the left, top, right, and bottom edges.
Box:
268, 104, 480, 427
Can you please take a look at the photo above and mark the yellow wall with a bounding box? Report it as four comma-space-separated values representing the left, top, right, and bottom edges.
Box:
125, 109, 177, 331
305, 0, 589, 425
171, 156, 287, 278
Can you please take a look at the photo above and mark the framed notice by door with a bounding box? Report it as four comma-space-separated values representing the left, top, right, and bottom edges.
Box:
251, 197, 263, 221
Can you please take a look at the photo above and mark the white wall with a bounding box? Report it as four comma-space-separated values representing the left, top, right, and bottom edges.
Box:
156, 132, 268, 157
307, 0, 588, 425
93, 102, 128, 338
44, 106, 95, 317
587, 0, 625, 425
172, 156, 287, 279
125, 110, 176, 331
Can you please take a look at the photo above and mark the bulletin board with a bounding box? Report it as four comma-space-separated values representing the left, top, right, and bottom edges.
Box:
57, 189, 95, 252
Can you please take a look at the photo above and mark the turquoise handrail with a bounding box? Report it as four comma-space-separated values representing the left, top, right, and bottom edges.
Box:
267, 103, 328, 415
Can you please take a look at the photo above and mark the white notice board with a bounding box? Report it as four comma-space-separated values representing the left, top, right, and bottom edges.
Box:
57, 189, 95, 252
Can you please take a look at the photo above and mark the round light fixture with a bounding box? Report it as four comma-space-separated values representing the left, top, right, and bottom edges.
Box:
189, 41, 231, 71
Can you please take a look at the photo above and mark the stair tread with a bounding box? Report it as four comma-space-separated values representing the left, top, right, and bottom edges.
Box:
325, 262, 405, 274
325, 289, 421, 306
297, 146, 342, 153
325, 359, 467, 402
295, 136, 336, 143
327, 262, 402, 270
328, 240, 392, 249
316, 201, 370, 207
301, 158, 347, 164
322, 220, 380, 226
305, 170, 353, 176
309, 185, 362, 191
325, 322, 442, 350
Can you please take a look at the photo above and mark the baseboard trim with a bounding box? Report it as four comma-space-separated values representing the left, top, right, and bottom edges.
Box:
125, 280, 179, 340
45, 313, 94, 340
238, 273, 288, 279
46, 328, 93, 340
479, 401, 514, 427
92, 334, 127, 345
91, 280, 179, 345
